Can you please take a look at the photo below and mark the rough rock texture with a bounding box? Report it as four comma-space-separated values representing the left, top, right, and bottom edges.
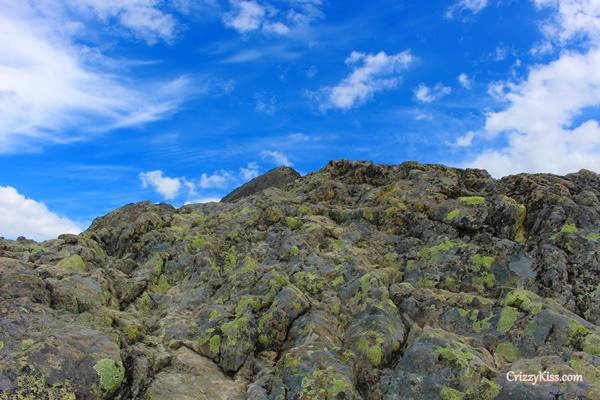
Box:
221, 166, 300, 203
1, 160, 600, 399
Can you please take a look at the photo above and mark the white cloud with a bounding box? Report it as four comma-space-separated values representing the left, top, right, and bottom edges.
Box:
458, 73, 473, 89
446, 0, 489, 19
454, 131, 476, 147
414, 83, 452, 103
255, 96, 277, 115
223, 0, 266, 33
221, 0, 322, 36
199, 170, 235, 189
139, 170, 182, 199
469, 48, 600, 176
240, 162, 260, 180
184, 196, 221, 205
0, 3, 195, 153
311, 50, 414, 111
67, 0, 178, 43
261, 150, 293, 166
0, 186, 82, 241
465, 1, 600, 177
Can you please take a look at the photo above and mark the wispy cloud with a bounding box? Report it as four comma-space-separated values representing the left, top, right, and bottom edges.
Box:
68, 0, 179, 44
458, 73, 473, 89
446, 0, 489, 20
0, 185, 82, 241
221, 0, 323, 36
414, 83, 452, 103
309, 50, 414, 111
0, 3, 201, 153
261, 150, 293, 166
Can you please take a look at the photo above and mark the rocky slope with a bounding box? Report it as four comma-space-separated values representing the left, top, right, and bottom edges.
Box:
1, 160, 600, 400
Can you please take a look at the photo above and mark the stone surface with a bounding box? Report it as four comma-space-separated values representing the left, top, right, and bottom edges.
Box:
1, 160, 600, 399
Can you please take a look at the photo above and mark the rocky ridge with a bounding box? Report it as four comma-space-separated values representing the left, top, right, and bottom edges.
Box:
1, 160, 600, 399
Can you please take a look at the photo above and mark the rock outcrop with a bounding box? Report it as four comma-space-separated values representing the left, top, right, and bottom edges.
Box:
221, 166, 300, 202
1, 160, 600, 399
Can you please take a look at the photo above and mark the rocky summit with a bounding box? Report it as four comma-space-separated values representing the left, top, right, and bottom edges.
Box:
2, 160, 600, 400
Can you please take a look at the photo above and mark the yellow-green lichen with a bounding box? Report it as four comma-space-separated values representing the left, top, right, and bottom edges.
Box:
290, 245, 299, 257
446, 209, 460, 221
435, 346, 473, 369
497, 306, 519, 333
440, 386, 465, 400
356, 330, 385, 366
561, 223, 578, 234
57, 255, 86, 271
471, 254, 495, 272
299, 368, 354, 399
285, 216, 301, 230
495, 342, 520, 362
474, 378, 501, 400
458, 196, 485, 206
93, 358, 125, 394
208, 335, 221, 356
503, 289, 542, 315
21, 339, 34, 351
583, 334, 600, 356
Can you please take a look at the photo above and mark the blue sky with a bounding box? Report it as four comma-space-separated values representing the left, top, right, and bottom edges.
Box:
1, 0, 600, 240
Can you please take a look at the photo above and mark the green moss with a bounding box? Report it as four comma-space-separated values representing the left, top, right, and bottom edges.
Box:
235, 295, 261, 316
495, 342, 520, 362
417, 239, 456, 260
331, 239, 344, 250
21, 339, 34, 351
458, 308, 469, 317
223, 251, 238, 274
93, 358, 125, 394
0, 373, 77, 400
583, 334, 600, 356
189, 236, 207, 251
220, 315, 251, 347
290, 245, 299, 257
300, 368, 353, 399
524, 320, 537, 337
416, 277, 436, 288
294, 271, 326, 294
458, 196, 485, 206
586, 232, 600, 241
503, 289, 542, 315
440, 386, 465, 400
282, 354, 301, 371
56, 255, 86, 271
208, 335, 221, 356
285, 216, 301, 230
356, 330, 385, 366
0, 340, 4, 350
473, 313, 494, 333
435, 346, 473, 369
136, 292, 153, 312
239, 256, 259, 273
514, 203, 527, 242
156, 274, 171, 294
475, 378, 501, 400
561, 223, 578, 234
446, 209, 460, 221
331, 275, 345, 287
497, 306, 520, 333
471, 254, 495, 271
569, 321, 591, 341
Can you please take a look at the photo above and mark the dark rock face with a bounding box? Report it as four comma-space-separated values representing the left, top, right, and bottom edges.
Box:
221, 166, 301, 202
1, 160, 600, 399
